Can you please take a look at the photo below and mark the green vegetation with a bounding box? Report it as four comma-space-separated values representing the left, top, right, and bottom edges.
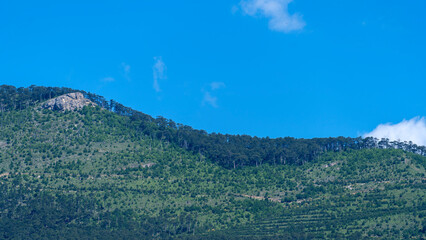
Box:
0, 86, 425, 239
2, 84, 425, 169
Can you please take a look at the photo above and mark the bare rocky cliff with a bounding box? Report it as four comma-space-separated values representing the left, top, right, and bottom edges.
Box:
42, 92, 96, 111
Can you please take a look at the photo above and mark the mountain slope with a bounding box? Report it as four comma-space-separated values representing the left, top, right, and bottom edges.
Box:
2, 85, 425, 170
0, 89, 425, 239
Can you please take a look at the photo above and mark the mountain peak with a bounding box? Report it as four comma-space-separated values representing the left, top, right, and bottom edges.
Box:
42, 92, 96, 111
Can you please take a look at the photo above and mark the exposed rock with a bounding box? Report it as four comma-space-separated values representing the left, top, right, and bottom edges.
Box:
42, 92, 96, 111
0, 172, 9, 178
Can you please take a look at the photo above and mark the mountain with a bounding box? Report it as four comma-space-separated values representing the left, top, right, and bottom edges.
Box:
2, 85, 425, 170
0, 85, 425, 239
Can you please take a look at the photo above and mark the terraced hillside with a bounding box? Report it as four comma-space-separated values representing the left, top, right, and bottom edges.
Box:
0, 98, 425, 239
203, 150, 426, 239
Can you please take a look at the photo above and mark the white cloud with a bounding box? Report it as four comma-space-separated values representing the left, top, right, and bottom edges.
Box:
101, 77, 115, 82
202, 82, 226, 108
240, 0, 305, 33
202, 92, 218, 108
364, 117, 426, 146
153, 57, 166, 92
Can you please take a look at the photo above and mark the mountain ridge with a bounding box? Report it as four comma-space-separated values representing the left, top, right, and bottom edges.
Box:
0, 86, 425, 239
2, 85, 424, 169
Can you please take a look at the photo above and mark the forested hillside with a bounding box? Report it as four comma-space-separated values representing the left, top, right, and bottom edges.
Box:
0, 86, 425, 239
1, 85, 425, 169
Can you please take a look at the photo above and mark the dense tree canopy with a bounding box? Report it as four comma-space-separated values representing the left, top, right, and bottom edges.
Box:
1, 84, 425, 170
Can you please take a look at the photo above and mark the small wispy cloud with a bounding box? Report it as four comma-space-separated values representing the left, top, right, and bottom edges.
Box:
202, 82, 226, 108
121, 62, 131, 81
202, 92, 218, 108
153, 57, 166, 92
240, 0, 305, 33
364, 117, 426, 146
101, 77, 115, 82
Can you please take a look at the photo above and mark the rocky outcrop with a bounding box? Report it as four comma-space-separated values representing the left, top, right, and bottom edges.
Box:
42, 92, 96, 111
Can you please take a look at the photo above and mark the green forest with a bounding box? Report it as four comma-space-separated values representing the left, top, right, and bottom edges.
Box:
0, 85, 425, 239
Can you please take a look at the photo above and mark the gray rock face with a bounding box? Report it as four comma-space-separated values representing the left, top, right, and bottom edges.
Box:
42, 92, 96, 111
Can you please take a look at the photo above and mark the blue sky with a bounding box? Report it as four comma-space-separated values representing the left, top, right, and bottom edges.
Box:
1, 0, 425, 139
